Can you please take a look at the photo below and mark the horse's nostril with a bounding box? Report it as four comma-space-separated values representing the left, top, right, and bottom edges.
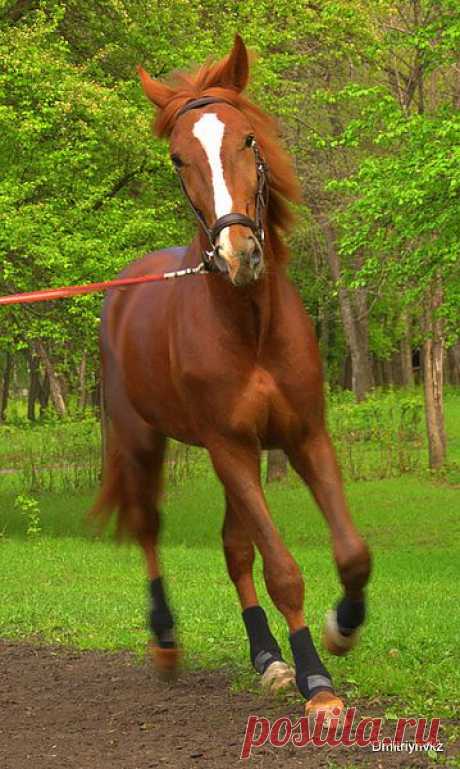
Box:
250, 251, 261, 269
213, 250, 229, 275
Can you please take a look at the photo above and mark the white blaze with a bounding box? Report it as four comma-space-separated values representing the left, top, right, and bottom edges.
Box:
192, 112, 233, 254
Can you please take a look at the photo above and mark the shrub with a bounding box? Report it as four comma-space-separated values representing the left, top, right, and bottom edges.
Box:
328, 389, 424, 480
14, 494, 42, 537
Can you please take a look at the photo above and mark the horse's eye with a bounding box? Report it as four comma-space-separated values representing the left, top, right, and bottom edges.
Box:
245, 135, 255, 148
171, 154, 183, 168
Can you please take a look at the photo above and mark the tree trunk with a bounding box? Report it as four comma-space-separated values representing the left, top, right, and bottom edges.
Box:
373, 357, 384, 387
318, 217, 374, 401
382, 358, 394, 387
308, 86, 374, 401
27, 350, 40, 422
78, 351, 87, 411
400, 313, 414, 387
38, 371, 50, 416
340, 353, 352, 390
34, 340, 67, 417
390, 351, 402, 386
318, 303, 330, 371
446, 342, 460, 386
353, 284, 375, 388
422, 281, 446, 469
0, 351, 12, 422
266, 449, 288, 483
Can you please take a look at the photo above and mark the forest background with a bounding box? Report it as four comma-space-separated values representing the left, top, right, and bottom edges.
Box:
0, 0, 459, 477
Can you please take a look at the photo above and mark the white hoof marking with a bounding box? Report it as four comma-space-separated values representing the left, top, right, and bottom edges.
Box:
324, 609, 359, 653
260, 660, 295, 693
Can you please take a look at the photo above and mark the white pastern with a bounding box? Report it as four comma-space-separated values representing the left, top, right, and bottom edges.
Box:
193, 113, 233, 253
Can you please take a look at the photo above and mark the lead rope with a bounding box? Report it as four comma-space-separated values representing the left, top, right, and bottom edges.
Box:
0, 262, 207, 306
163, 262, 207, 279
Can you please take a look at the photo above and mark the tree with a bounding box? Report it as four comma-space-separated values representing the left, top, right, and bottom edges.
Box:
329, 0, 460, 466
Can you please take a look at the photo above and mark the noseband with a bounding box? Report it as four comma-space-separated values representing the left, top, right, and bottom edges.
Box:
173, 97, 269, 272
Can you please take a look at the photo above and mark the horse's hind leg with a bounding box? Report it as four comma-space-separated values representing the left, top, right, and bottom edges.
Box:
286, 428, 371, 656
223, 497, 295, 693
131, 436, 180, 678
93, 418, 179, 678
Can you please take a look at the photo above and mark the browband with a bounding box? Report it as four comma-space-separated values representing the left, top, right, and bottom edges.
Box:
176, 96, 235, 119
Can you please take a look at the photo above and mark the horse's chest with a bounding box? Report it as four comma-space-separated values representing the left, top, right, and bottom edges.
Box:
231, 367, 295, 440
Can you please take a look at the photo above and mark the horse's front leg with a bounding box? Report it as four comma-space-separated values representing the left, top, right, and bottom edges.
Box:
222, 496, 295, 693
209, 435, 344, 718
287, 428, 372, 656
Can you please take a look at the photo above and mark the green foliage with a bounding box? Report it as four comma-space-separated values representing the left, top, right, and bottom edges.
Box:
324, 2, 460, 343
331, 105, 460, 334
14, 493, 41, 537
0, 4, 196, 357
328, 388, 425, 479
0, 416, 100, 493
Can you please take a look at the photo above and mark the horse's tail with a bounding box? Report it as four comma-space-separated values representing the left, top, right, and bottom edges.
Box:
90, 427, 160, 541
90, 429, 130, 539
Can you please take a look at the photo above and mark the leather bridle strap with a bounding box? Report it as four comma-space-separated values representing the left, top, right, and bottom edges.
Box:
173, 96, 269, 271
176, 96, 234, 119
211, 212, 259, 241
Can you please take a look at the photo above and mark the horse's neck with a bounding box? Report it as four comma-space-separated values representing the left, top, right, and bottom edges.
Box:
187, 234, 279, 352
207, 261, 275, 355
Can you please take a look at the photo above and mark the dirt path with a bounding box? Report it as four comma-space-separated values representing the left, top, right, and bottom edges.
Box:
0, 641, 456, 768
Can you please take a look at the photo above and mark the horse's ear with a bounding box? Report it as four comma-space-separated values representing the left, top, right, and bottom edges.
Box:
218, 34, 250, 92
137, 66, 175, 109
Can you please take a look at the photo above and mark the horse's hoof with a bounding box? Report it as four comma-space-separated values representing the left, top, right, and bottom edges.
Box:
148, 641, 181, 681
305, 690, 344, 726
260, 660, 296, 694
323, 609, 359, 656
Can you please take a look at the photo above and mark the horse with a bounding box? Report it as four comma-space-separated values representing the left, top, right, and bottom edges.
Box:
92, 35, 371, 720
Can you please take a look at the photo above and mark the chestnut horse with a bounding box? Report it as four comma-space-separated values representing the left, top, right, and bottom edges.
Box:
93, 35, 371, 719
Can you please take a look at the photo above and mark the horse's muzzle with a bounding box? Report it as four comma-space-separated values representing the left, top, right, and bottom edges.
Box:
215, 236, 264, 286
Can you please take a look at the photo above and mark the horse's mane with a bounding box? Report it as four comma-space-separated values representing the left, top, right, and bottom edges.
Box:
153, 58, 302, 262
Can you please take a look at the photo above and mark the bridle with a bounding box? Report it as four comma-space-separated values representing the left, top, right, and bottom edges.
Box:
173, 97, 269, 272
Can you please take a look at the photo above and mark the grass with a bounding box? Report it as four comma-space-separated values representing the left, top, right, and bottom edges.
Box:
0, 471, 459, 719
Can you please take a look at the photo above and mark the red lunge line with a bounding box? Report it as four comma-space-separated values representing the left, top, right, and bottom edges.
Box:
0, 265, 205, 306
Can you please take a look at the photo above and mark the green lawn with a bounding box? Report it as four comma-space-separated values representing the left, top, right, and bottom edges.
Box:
0, 472, 458, 720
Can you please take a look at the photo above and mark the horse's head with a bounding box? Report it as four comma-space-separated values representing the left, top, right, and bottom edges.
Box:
138, 37, 267, 286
